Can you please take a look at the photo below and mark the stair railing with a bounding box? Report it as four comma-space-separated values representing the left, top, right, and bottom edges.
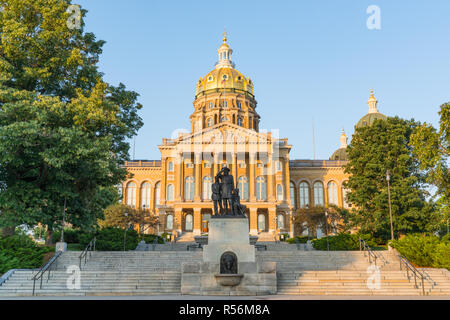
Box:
359, 238, 379, 266
79, 237, 96, 270
398, 254, 436, 296
31, 251, 63, 296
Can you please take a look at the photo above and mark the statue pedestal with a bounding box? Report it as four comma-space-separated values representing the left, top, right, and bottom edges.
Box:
181, 217, 277, 296
203, 217, 255, 263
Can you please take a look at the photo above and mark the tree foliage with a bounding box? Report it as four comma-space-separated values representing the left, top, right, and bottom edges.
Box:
99, 204, 159, 236
410, 103, 449, 231
0, 0, 143, 242
344, 117, 440, 240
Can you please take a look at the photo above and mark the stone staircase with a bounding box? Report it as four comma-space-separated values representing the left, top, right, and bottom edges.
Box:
0, 251, 202, 297
257, 251, 450, 296
0, 249, 449, 297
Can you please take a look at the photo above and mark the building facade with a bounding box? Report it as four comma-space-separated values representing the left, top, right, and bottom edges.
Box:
121, 35, 385, 240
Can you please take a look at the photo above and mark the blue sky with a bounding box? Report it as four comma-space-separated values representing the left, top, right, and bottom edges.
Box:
76, 0, 450, 160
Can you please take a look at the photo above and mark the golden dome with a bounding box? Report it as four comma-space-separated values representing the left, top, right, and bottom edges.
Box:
196, 68, 254, 97
195, 34, 254, 98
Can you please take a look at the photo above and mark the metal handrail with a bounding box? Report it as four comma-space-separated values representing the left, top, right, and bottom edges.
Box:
398, 254, 436, 296
32, 251, 63, 296
79, 237, 96, 270
359, 238, 380, 266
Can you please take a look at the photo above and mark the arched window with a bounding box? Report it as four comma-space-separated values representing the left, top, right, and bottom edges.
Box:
117, 184, 123, 203
185, 214, 193, 231
238, 176, 249, 200
342, 184, 351, 208
258, 214, 266, 231
327, 181, 338, 206
208, 102, 213, 109
299, 182, 310, 208
277, 214, 285, 229
221, 116, 229, 123
167, 184, 174, 201
313, 181, 324, 206
276, 184, 283, 201
166, 215, 173, 230
155, 182, 161, 206
237, 117, 243, 126
168, 161, 174, 172
290, 182, 296, 208
237, 101, 242, 109
207, 118, 213, 127
202, 176, 212, 200
126, 182, 136, 208
184, 177, 195, 201
256, 176, 267, 201
141, 182, 151, 210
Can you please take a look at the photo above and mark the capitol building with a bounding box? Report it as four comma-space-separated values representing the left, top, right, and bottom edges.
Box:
121, 35, 386, 240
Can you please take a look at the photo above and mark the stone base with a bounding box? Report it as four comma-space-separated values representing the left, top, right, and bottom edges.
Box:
181, 261, 277, 296
203, 217, 255, 263
55, 242, 67, 252
182, 217, 276, 295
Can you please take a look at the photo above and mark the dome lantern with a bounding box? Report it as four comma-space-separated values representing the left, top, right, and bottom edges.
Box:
340, 128, 348, 149
216, 31, 234, 69
368, 89, 379, 114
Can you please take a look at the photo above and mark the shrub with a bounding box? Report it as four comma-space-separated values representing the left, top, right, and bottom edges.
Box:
391, 234, 450, 269
52, 228, 87, 244
142, 234, 164, 244
312, 233, 376, 251
0, 235, 53, 275
286, 236, 311, 244
78, 227, 138, 251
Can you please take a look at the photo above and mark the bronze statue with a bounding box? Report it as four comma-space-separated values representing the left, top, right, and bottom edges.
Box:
211, 176, 223, 216
216, 167, 234, 215
231, 188, 247, 217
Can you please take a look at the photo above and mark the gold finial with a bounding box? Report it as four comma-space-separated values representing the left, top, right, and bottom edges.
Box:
370, 88, 375, 97
223, 30, 227, 43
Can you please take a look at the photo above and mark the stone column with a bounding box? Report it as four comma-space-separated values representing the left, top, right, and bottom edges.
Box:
213, 153, 220, 180
193, 208, 202, 236
284, 155, 291, 204
161, 156, 167, 205
289, 209, 294, 238
194, 153, 202, 202
175, 207, 183, 234
249, 207, 258, 235
249, 152, 256, 201
232, 152, 237, 186
267, 153, 274, 202
180, 153, 185, 201
268, 207, 277, 234
176, 153, 182, 201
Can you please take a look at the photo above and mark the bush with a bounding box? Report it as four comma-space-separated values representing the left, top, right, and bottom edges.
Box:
391, 234, 450, 269
78, 227, 138, 251
0, 235, 53, 275
142, 234, 164, 244
312, 233, 376, 251
286, 236, 311, 244
52, 228, 87, 244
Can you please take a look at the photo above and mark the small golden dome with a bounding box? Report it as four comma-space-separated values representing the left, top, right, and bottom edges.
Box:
195, 33, 254, 97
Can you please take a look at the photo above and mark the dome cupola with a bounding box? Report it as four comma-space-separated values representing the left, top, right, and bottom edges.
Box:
355, 89, 387, 129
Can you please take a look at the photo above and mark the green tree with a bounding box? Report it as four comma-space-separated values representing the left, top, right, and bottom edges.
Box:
0, 0, 143, 242
410, 103, 449, 233
344, 117, 439, 241
99, 204, 159, 238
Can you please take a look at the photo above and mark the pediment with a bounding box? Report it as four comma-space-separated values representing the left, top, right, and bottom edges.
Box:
170, 123, 271, 146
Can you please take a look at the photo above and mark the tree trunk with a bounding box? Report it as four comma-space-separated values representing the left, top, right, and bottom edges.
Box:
0, 226, 16, 237
46, 228, 53, 246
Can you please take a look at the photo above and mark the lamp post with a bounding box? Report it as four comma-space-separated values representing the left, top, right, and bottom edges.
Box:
386, 170, 394, 241
60, 197, 67, 242
325, 210, 329, 251
123, 209, 128, 251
